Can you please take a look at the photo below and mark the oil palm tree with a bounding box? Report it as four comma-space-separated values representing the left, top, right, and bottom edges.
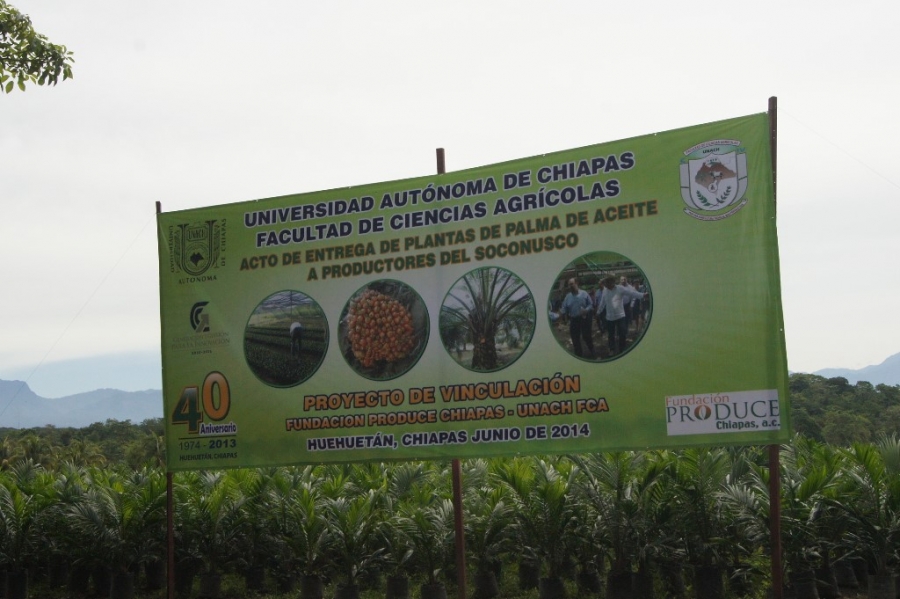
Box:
670, 448, 734, 599
832, 436, 900, 599
571, 451, 679, 599
230, 468, 278, 592
326, 489, 387, 599
463, 465, 514, 599
175, 470, 245, 598
724, 438, 841, 599
0, 470, 40, 598
0, 437, 23, 468
629, 451, 682, 599
571, 451, 640, 599
267, 468, 332, 598
497, 456, 579, 599
53, 439, 107, 468
68, 467, 167, 599
38, 461, 88, 589
398, 490, 455, 599
0, 460, 60, 599
381, 462, 436, 599
440, 267, 535, 371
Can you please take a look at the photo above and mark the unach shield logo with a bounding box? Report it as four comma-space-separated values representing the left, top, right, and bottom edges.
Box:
680, 141, 749, 220
172, 220, 221, 276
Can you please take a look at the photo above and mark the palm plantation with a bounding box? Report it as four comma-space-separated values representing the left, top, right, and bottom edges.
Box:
3, 435, 900, 599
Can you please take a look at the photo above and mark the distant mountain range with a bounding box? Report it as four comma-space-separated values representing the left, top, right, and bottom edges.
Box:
813, 352, 900, 386
0, 380, 162, 429
1, 353, 899, 429
0, 350, 162, 399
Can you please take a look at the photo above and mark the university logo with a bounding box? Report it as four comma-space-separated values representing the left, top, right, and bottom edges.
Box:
190, 301, 210, 333
680, 140, 749, 221
169, 219, 225, 278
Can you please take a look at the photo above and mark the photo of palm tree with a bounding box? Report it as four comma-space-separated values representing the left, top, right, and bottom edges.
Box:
439, 267, 536, 372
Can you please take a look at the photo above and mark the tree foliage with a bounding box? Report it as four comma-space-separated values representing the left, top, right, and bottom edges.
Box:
0, 418, 164, 469
790, 373, 900, 444
0, 0, 73, 93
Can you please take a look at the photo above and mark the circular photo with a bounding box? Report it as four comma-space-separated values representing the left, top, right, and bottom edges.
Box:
548, 252, 652, 362
244, 290, 329, 387
338, 280, 429, 381
440, 267, 536, 372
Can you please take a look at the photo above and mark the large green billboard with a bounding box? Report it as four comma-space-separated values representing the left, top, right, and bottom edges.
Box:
157, 112, 789, 471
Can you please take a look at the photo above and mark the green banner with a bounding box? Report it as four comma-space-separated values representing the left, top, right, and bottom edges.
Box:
158, 113, 789, 471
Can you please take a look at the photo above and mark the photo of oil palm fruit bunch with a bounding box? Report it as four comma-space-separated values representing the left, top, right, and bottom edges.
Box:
338, 280, 429, 380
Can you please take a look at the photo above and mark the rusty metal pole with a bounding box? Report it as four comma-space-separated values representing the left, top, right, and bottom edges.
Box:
451, 459, 467, 599
767, 96, 783, 599
436, 147, 446, 180
437, 147, 467, 599
768, 446, 783, 599
769, 96, 778, 211
167, 471, 175, 599
156, 202, 175, 599
158, 200, 176, 599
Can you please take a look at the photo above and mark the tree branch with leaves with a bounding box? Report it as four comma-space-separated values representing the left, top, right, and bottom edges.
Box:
1, 1, 73, 93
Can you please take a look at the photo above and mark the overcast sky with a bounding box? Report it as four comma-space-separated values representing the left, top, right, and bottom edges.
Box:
2, 0, 898, 398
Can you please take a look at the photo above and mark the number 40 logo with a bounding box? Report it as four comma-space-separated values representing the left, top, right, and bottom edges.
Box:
171, 372, 231, 434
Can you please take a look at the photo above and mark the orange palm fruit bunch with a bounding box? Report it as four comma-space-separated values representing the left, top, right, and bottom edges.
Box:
346, 289, 416, 368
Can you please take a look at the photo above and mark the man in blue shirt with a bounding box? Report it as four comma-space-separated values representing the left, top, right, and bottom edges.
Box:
559, 277, 596, 359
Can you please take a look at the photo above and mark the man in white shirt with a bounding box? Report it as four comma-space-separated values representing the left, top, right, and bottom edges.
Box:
597, 275, 648, 356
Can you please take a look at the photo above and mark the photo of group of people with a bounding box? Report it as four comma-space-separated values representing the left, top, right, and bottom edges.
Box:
548, 252, 652, 362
